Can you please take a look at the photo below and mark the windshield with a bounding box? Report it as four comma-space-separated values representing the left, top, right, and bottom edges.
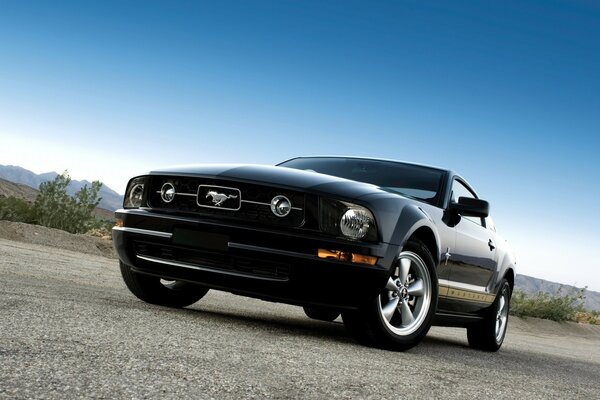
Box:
278, 157, 445, 205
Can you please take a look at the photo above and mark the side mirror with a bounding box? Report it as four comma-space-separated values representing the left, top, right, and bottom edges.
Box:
450, 197, 489, 218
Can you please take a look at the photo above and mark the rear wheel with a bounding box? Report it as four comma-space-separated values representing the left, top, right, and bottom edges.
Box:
120, 262, 209, 308
467, 279, 511, 351
342, 238, 438, 351
303, 306, 341, 322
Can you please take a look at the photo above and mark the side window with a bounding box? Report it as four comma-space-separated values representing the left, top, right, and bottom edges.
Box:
451, 179, 484, 226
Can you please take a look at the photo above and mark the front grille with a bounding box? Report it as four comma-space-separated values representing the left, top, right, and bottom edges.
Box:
147, 176, 306, 228
134, 241, 291, 280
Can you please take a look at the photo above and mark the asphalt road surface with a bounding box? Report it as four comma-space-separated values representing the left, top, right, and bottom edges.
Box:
1, 238, 599, 399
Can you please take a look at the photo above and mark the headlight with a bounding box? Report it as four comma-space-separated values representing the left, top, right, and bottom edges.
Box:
124, 177, 147, 209
320, 198, 377, 241
340, 207, 373, 239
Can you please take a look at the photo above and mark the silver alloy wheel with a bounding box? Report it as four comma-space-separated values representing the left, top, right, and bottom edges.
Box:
378, 251, 432, 336
495, 286, 509, 342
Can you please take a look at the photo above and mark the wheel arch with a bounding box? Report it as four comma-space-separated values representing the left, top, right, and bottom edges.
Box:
503, 267, 515, 293
391, 204, 441, 268
407, 226, 440, 267
494, 243, 517, 294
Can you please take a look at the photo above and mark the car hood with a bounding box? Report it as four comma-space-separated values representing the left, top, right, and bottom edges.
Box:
149, 164, 387, 200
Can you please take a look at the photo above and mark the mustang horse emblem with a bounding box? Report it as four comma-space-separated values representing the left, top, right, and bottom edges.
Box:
206, 190, 238, 206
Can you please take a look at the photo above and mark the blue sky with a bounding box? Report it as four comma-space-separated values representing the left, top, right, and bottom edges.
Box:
1, 1, 599, 290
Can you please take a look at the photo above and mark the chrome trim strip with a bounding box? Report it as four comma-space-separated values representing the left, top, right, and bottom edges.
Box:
241, 199, 302, 211
227, 242, 315, 260
136, 254, 288, 282
155, 191, 197, 197
438, 279, 488, 294
438, 279, 495, 304
241, 199, 270, 206
156, 190, 303, 211
112, 226, 173, 239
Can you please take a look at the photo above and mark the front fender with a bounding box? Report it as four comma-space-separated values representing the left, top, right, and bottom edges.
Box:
392, 205, 440, 253
355, 193, 441, 267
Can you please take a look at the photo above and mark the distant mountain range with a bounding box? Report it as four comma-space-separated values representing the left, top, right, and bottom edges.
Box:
0, 165, 123, 212
516, 274, 600, 312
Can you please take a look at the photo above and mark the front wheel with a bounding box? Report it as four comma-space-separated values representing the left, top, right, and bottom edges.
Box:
342, 238, 438, 351
467, 279, 511, 351
120, 262, 209, 308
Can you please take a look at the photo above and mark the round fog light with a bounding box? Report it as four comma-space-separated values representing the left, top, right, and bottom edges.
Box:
161, 183, 176, 203
271, 195, 292, 217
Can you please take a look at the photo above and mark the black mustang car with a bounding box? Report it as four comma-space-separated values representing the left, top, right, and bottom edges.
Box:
113, 156, 515, 351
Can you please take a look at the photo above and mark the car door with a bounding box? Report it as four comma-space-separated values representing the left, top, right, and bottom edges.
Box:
448, 178, 497, 294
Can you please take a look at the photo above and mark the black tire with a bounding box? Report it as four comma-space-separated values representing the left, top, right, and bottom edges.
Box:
120, 261, 209, 308
342, 238, 438, 351
303, 306, 341, 322
467, 279, 511, 351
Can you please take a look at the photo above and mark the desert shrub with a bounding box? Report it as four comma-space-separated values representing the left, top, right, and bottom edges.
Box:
88, 218, 115, 232
34, 171, 103, 234
86, 221, 114, 240
575, 311, 600, 325
510, 287, 586, 322
0, 196, 36, 223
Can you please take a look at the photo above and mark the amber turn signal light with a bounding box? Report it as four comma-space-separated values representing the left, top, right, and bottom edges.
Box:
351, 253, 378, 265
317, 249, 377, 266
115, 219, 124, 228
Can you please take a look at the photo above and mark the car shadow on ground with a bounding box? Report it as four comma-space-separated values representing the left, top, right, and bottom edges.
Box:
152, 299, 482, 353
420, 333, 468, 349
178, 305, 353, 342
79, 283, 498, 354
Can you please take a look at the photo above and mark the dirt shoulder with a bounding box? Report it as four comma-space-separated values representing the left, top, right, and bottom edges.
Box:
0, 221, 116, 259
510, 313, 600, 339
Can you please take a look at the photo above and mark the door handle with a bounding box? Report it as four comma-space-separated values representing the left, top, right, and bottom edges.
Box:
488, 239, 495, 251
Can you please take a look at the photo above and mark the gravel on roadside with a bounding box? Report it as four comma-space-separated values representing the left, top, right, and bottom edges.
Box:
0, 221, 116, 259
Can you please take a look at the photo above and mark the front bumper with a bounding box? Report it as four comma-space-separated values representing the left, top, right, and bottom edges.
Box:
113, 209, 400, 309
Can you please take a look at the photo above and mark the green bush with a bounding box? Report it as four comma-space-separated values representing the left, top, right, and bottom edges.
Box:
0, 196, 36, 223
34, 171, 104, 234
510, 287, 586, 322
1, 172, 110, 235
